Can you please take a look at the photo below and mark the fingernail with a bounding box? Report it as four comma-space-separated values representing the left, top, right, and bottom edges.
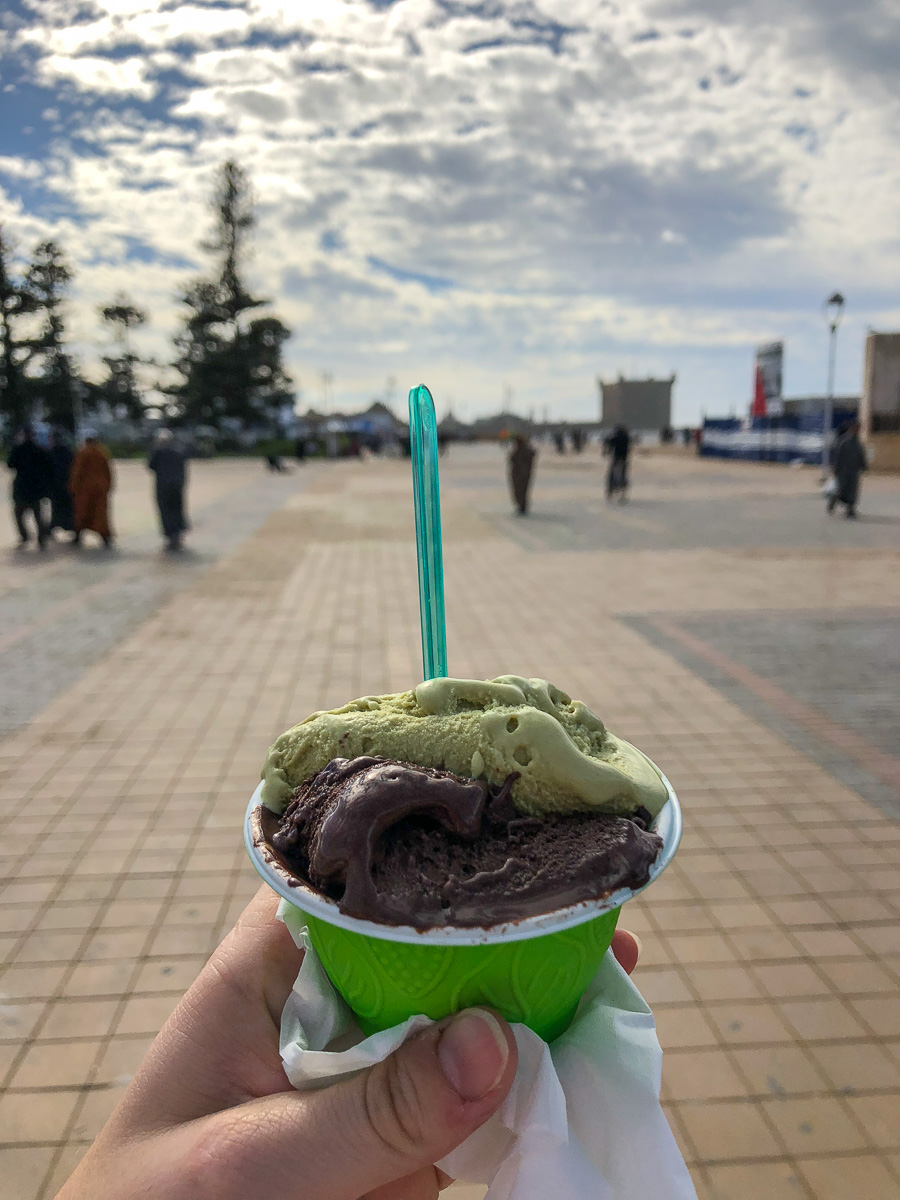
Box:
438, 1008, 509, 1101
631, 933, 643, 958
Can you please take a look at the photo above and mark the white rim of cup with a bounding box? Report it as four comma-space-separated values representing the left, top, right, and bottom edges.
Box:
244, 770, 682, 946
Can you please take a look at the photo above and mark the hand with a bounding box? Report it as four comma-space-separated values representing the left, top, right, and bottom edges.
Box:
56, 887, 640, 1200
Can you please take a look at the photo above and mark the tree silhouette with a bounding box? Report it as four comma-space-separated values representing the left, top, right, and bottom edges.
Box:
25, 241, 78, 432
0, 226, 40, 431
99, 294, 148, 421
169, 160, 292, 431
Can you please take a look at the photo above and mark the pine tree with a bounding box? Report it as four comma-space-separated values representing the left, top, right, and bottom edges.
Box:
99, 294, 148, 421
25, 241, 79, 432
0, 226, 39, 432
169, 160, 293, 432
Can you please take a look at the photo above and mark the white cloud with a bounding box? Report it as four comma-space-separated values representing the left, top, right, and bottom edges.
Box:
0, 156, 44, 181
36, 54, 157, 98
3, 0, 899, 420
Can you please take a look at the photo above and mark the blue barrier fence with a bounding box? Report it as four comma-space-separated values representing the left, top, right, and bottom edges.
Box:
700, 411, 857, 465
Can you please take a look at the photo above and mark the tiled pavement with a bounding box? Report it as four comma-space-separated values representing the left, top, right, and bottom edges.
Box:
0, 444, 898, 1200
0, 459, 300, 736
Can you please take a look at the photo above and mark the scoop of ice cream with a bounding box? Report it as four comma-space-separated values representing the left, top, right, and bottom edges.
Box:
261, 675, 668, 818
258, 756, 663, 927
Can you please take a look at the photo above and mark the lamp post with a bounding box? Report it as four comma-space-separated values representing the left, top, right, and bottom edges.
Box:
821, 291, 845, 473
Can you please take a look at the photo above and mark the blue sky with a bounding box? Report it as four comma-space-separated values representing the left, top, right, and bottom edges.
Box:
1, 0, 898, 423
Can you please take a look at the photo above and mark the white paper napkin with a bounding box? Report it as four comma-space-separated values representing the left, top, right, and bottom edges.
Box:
278, 902, 697, 1200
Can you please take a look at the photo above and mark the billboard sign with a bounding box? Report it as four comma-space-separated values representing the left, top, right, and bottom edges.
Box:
752, 341, 784, 417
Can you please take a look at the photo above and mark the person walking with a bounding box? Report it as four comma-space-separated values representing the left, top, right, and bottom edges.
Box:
7, 426, 52, 549
508, 433, 536, 515
827, 419, 867, 519
604, 423, 631, 502
148, 429, 189, 551
70, 432, 114, 547
47, 429, 75, 537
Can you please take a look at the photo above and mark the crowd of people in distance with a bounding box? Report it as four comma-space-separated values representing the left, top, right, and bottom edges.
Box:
9, 417, 870, 548
6, 426, 190, 553
506, 420, 868, 519
507, 425, 633, 516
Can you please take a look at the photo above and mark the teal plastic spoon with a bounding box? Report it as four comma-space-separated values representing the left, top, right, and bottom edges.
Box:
408, 384, 447, 680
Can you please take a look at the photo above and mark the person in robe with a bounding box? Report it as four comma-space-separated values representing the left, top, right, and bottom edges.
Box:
148, 429, 189, 551
7, 426, 52, 549
604, 424, 631, 502
827, 419, 867, 519
508, 433, 536, 516
70, 432, 114, 547
47, 429, 75, 537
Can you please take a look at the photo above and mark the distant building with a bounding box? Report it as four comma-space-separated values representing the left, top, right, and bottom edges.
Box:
598, 374, 674, 432
861, 331, 900, 435
468, 411, 534, 439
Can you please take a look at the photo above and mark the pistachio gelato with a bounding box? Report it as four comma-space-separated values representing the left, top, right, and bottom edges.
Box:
260, 675, 668, 819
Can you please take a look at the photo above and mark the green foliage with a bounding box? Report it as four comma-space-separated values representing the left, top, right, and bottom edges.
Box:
23, 241, 79, 431
99, 293, 148, 421
168, 160, 293, 431
0, 226, 40, 430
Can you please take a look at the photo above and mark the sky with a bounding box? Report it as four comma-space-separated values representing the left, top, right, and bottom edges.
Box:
1, 0, 898, 424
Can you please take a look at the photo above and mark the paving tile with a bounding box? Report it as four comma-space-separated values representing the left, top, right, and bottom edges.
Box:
849, 997, 900, 1038
725, 927, 799, 962
0, 1146, 57, 1200
0, 1040, 21, 1081
705, 1160, 808, 1200
843, 1094, 900, 1150
751, 962, 831, 1000
796, 1154, 899, 1200
0, 1089, 79, 1141
0, 906, 39, 934
34, 1002, 119, 1047
81, 927, 150, 961
112, 992, 181, 1036
10, 1040, 102, 1089
0, 1001, 46, 1041
851, 925, 900, 958
766, 898, 833, 926
64, 961, 135, 997
778, 998, 870, 1042
0, 963, 67, 999
665, 933, 737, 964
676, 1099, 782, 1162
706, 1002, 795, 1046
816, 958, 897, 996
662, 1049, 748, 1101
790, 929, 867, 959
631, 967, 694, 1004
809, 1042, 900, 1093
688, 965, 763, 1002
131, 956, 206, 994
654, 1006, 721, 1051
731, 1045, 829, 1098
760, 1095, 868, 1155
35, 903, 101, 932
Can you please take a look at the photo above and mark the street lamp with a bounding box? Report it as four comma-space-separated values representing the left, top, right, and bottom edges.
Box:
821, 291, 845, 472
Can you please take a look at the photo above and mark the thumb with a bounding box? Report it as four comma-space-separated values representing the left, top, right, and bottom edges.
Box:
192, 1008, 516, 1200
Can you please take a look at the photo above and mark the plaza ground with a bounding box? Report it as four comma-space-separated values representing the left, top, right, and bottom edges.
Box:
1, 444, 898, 1199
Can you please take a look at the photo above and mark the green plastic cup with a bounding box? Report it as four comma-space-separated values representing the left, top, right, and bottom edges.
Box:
245, 773, 681, 1042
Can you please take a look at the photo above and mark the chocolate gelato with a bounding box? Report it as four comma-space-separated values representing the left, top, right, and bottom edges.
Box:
256, 756, 663, 928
